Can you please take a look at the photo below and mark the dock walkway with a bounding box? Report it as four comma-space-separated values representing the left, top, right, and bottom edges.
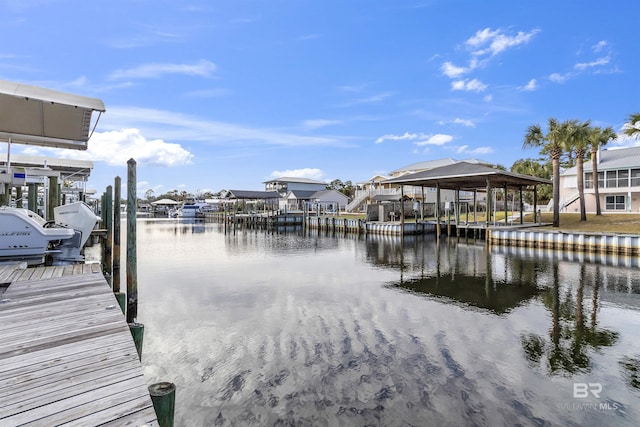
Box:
0, 263, 158, 426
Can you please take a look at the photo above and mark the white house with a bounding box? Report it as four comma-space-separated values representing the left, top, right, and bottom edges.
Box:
559, 146, 640, 213
263, 177, 327, 195
347, 158, 489, 212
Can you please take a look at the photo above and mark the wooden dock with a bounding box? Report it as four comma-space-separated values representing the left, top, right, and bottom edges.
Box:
0, 262, 158, 426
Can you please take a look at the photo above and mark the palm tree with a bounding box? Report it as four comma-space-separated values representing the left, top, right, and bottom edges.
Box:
623, 113, 640, 138
523, 118, 577, 227
563, 120, 591, 222
510, 158, 552, 205
587, 126, 617, 215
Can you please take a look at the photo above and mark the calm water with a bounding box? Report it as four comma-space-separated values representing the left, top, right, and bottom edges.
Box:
101, 219, 640, 426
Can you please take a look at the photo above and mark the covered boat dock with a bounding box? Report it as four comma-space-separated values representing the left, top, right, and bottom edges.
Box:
383, 161, 552, 237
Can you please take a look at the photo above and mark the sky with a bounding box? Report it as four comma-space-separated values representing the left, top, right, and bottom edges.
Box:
1, 0, 639, 197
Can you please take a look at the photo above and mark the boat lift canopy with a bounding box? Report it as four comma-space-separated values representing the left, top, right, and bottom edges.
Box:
0, 79, 105, 150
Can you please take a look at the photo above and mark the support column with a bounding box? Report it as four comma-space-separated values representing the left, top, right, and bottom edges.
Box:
16, 186, 23, 208
436, 182, 441, 238
48, 176, 58, 220
504, 182, 508, 226
28, 183, 38, 212
519, 185, 524, 224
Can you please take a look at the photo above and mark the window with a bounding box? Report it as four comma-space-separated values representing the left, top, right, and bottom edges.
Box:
606, 170, 617, 188
585, 172, 593, 189
597, 172, 605, 188
632, 169, 640, 187
617, 170, 629, 188
605, 195, 626, 210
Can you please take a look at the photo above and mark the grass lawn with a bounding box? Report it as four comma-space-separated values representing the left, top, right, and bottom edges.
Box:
532, 212, 640, 234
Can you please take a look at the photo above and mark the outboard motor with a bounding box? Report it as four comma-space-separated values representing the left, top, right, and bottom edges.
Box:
50, 202, 99, 264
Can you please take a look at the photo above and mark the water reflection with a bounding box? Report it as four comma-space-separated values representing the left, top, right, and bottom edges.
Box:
130, 224, 640, 426
521, 263, 619, 376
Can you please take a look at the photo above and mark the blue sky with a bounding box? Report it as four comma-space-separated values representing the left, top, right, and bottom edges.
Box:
1, 0, 639, 196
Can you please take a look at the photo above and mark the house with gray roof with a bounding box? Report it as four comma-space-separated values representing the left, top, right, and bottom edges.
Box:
263, 177, 327, 196
559, 146, 640, 213
347, 158, 491, 213
284, 189, 349, 212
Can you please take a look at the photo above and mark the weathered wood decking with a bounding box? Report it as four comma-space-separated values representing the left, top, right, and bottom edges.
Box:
0, 263, 158, 426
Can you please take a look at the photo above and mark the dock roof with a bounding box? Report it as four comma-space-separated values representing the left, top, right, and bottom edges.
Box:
225, 190, 281, 199
384, 161, 551, 190
0, 79, 105, 150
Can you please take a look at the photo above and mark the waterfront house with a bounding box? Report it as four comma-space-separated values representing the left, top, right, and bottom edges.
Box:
558, 146, 640, 213
347, 158, 489, 213
283, 188, 349, 212
263, 177, 327, 195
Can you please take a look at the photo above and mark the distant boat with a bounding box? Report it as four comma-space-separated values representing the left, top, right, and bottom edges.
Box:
178, 201, 210, 218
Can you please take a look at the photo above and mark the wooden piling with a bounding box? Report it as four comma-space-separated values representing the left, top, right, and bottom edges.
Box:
126, 159, 138, 323
104, 185, 113, 286
113, 177, 122, 293
149, 382, 176, 427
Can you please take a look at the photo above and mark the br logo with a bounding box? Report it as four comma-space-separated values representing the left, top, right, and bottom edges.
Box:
573, 383, 602, 398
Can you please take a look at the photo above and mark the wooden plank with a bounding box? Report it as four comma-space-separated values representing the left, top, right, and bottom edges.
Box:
0, 333, 132, 376
1, 356, 140, 409
61, 399, 159, 427
52, 265, 65, 277
0, 292, 115, 324
0, 305, 123, 345
39, 266, 56, 280
1, 376, 150, 425
0, 335, 132, 378
0, 264, 157, 427
0, 294, 119, 330
0, 320, 128, 359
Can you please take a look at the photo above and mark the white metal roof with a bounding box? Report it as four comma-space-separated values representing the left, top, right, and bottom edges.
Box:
0, 79, 105, 150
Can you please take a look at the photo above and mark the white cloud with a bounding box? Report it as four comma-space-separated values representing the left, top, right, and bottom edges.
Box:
441, 61, 467, 78
109, 60, 216, 80
549, 72, 570, 83
455, 145, 494, 155
269, 168, 324, 180
574, 56, 610, 70
483, 94, 493, 102
21, 129, 193, 167
376, 132, 453, 146
415, 134, 453, 146
465, 28, 501, 48
593, 40, 608, 53
301, 119, 342, 130
451, 78, 487, 92
452, 118, 475, 127
468, 28, 540, 57
522, 79, 537, 91
376, 131, 424, 144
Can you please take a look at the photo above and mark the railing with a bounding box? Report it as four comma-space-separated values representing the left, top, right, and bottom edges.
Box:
346, 188, 401, 212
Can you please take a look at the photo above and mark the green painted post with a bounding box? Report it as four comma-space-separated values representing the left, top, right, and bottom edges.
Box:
126, 159, 138, 323
113, 177, 122, 293
115, 292, 126, 314
129, 322, 144, 360
105, 186, 113, 286
149, 382, 176, 427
